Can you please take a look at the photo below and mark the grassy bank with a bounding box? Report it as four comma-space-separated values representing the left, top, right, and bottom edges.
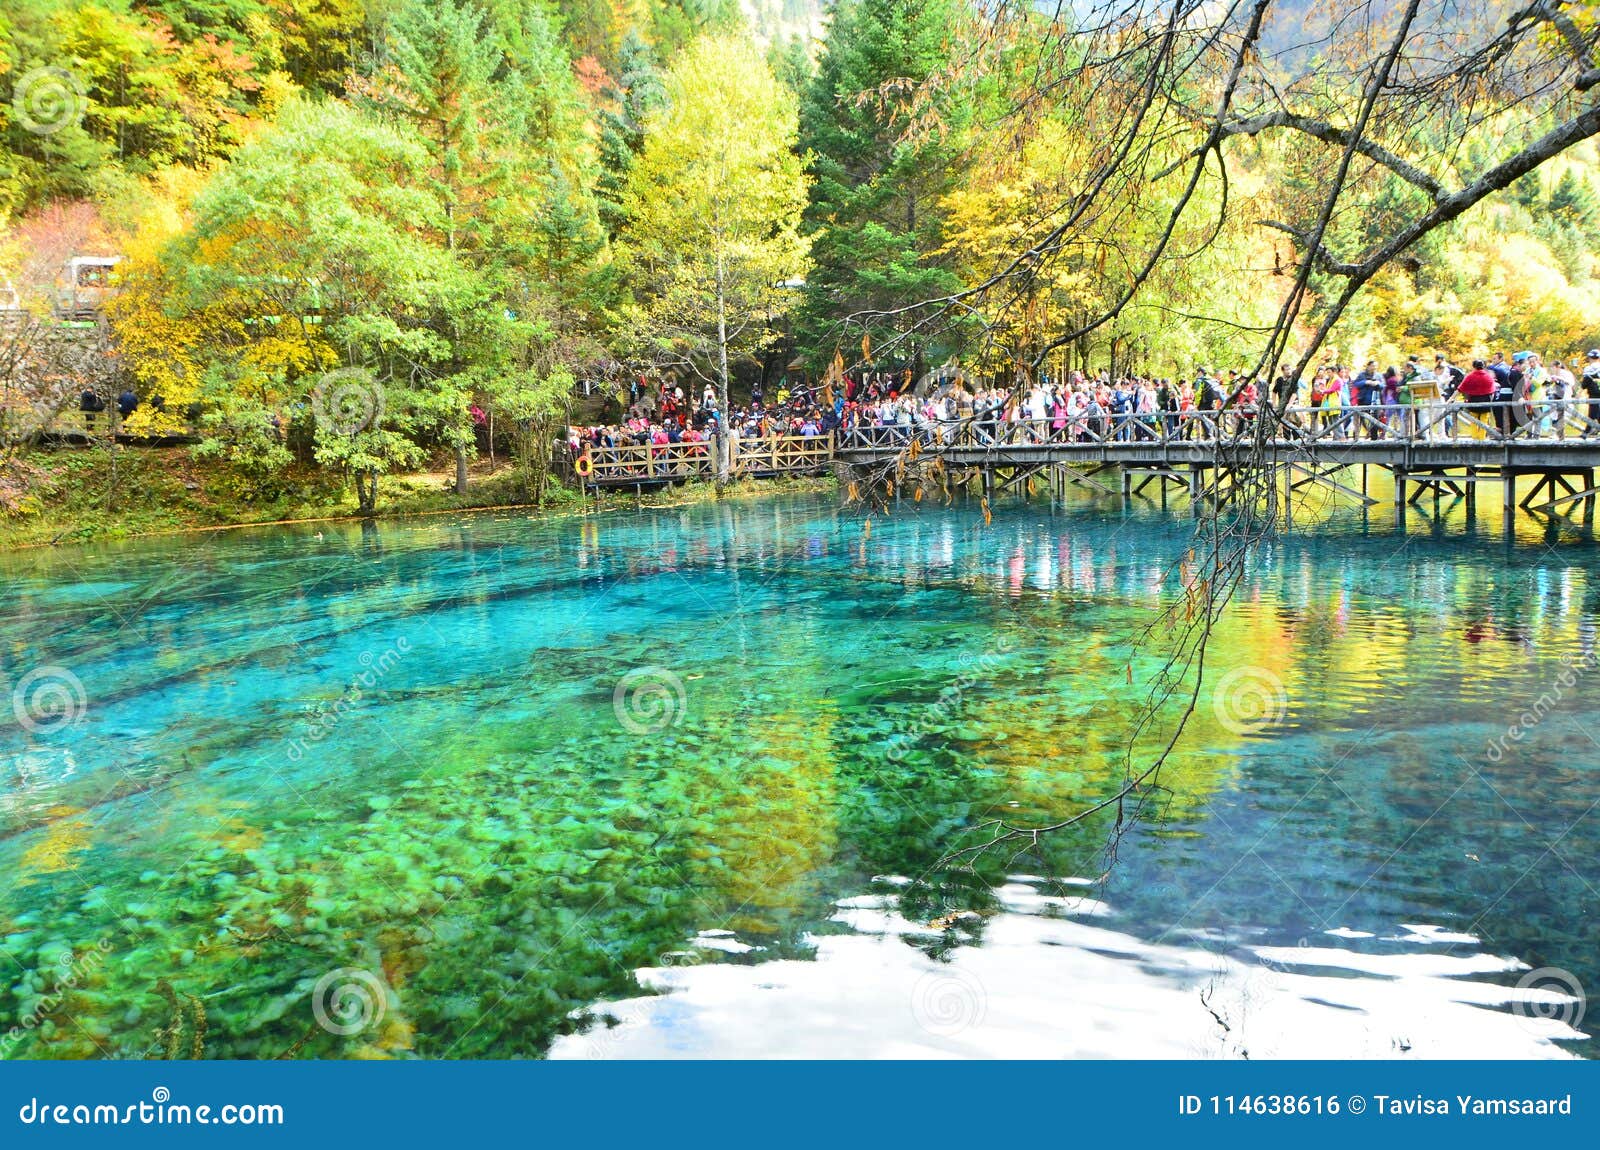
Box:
1, 444, 839, 550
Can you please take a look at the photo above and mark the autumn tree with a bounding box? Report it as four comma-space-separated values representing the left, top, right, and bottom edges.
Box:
160, 98, 457, 511
621, 33, 810, 454
887, 0, 1600, 864
2, 1, 275, 212
356, 0, 606, 492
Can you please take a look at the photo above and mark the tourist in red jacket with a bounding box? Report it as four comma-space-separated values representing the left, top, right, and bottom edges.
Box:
1458, 359, 1499, 437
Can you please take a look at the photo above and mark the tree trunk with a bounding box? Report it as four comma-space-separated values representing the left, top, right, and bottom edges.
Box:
716, 250, 731, 482
357, 471, 378, 516
455, 445, 469, 495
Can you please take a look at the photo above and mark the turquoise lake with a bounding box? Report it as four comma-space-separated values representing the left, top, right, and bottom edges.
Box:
0, 490, 1595, 1059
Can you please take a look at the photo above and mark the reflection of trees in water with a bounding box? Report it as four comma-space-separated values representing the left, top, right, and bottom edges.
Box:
3, 495, 1597, 1058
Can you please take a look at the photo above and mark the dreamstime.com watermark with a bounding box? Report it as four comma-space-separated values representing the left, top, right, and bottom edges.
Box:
612, 666, 687, 734
11, 66, 87, 136
0, 940, 114, 1058
287, 639, 410, 761
17, 1088, 283, 1127
1511, 966, 1587, 1036
910, 967, 988, 1038
311, 367, 385, 436
1211, 665, 1288, 736
1486, 651, 1599, 763
9, 665, 88, 735
572, 999, 654, 1060
310, 967, 390, 1037
885, 636, 1016, 762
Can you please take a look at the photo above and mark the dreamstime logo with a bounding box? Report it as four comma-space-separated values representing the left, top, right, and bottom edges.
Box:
886, 636, 1016, 762
1487, 651, 1598, 763
311, 367, 385, 436
0, 939, 114, 1057
574, 1000, 652, 1060
287, 638, 410, 762
11, 665, 88, 735
656, 948, 705, 968
311, 967, 389, 1036
910, 968, 987, 1038
612, 666, 686, 734
1211, 665, 1287, 735
1511, 967, 1586, 1035
12, 67, 88, 136
1255, 935, 1313, 975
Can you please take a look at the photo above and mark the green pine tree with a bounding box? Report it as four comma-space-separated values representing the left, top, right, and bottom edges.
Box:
1549, 168, 1598, 231
795, 0, 970, 377
596, 29, 667, 240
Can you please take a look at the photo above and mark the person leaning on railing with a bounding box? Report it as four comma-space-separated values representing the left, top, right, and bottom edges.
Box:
1582, 349, 1600, 431
1458, 359, 1498, 435
1352, 362, 1384, 439
1548, 358, 1576, 437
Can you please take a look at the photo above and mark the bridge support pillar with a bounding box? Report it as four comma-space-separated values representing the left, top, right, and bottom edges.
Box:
1121, 468, 1133, 501
1503, 468, 1517, 525
1394, 468, 1407, 528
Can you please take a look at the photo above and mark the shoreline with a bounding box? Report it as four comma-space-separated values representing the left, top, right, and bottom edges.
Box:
1, 473, 841, 554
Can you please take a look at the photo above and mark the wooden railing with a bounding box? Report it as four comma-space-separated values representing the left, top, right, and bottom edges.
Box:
577, 440, 713, 484
729, 431, 835, 476
572, 432, 835, 487
571, 402, 1600, 487
837, 399, 1600, 452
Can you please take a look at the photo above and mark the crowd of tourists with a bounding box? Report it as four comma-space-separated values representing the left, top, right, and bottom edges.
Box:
847, 350, 1600, 443
567, 378, 842, 456
567, 347, 1600, 462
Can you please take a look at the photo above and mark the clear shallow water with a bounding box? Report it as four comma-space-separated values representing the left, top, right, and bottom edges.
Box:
0, 491, 1595, 1059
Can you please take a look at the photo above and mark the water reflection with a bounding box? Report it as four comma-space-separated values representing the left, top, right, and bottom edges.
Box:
552, 879, 1581, 1060
0, 490, 1595, 1058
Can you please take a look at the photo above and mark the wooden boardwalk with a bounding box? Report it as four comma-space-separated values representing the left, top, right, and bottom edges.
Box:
567, 402, 1600, 522
835, 401, 1600, 520
570, 432, 834, 490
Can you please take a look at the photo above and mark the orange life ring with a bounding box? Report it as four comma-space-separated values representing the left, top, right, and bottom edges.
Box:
574, 453, 594, 478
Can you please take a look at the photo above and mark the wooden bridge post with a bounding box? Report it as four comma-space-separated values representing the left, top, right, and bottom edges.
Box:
1503, 468, 1516, 525
1394, 468, 1407, 528
1121, 467, 1133, 502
